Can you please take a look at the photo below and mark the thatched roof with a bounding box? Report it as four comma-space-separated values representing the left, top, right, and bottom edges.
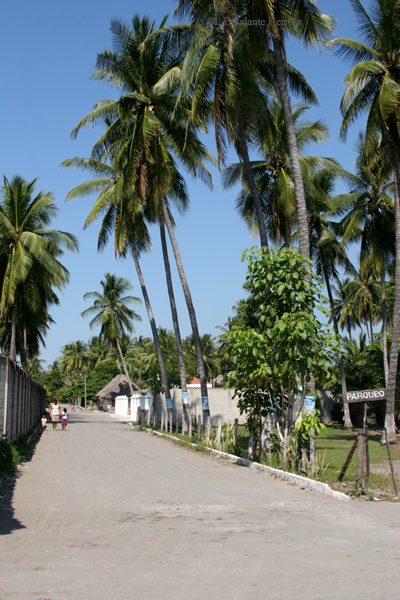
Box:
96, 374, 141, 399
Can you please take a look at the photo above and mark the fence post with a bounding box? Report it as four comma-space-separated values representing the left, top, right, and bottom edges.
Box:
206, 415, 211, 439
197, 415, 201, 441
356, 432, 365, 489
169, 411, 173, 434
309, 427, 316, 474
385, 428, 399, 497
261, 418, 268, 459
233, 418, 238, 446
189, 411, 193, 438
248, 427, 254, 460
216, 417, 222, 451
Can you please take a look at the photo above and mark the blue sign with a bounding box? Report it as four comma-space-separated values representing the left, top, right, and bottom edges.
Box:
303, 396, 315, 412
166, 398, 173, 410
202, 396, 209, 410
182, 392, 189, 405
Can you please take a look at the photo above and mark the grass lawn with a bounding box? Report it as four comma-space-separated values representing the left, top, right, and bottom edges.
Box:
315, 426, 400, 497
141, 421, 400, 499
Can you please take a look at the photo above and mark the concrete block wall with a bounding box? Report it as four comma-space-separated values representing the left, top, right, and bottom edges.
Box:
154, 387, 336, 426
154, 387, 245, 425
0, 356, 47, 443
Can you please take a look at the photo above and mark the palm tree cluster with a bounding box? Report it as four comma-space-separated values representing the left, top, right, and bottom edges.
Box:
35, 323, 223, 405
57, 1, 400, 435
3, 1, 398, 437
0, 176, 78, 367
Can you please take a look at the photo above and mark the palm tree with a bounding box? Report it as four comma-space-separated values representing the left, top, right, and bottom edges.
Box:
59, 341, 89, 375
304, 167, 356, 428
329, 0, 400, 442
62, 159, 175, 410
81, 274, 142, 398
0, 175, 78, 362
173, 1, 322, 249
332, 278, 360, 341
222, 99, 335, 245
67, 16, 215, 419
344, 255, 381, 347
337, 133, 395, 384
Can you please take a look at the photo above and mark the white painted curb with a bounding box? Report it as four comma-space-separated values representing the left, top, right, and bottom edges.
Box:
137, 425, 350, 502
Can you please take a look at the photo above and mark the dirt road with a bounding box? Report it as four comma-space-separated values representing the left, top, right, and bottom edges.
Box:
0, 410, 399, 599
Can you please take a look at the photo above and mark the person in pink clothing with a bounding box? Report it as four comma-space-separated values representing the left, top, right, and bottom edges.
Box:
61, 408, 68, 431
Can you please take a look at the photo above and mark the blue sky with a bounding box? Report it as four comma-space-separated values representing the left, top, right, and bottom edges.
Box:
1, 0, 366, 365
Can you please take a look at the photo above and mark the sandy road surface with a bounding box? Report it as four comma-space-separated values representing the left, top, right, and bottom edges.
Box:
0, 409, 399, 600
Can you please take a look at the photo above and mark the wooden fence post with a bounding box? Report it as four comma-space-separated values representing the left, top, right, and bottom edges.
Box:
169, 411, 173, 434
161, 411, 164, 431
337, 438, 358, 482
309, 427, 315, 474
233, 418, 238, 446
197, 415, 201, 441
216, 417, 222, 451
206, 415, 211, 440
189, 411, 193, 438
385, 428, 399, 497
356, 432, 365, 489
136, 406, 140, 424
248, 427, 254, 460
261, 418, 268, 459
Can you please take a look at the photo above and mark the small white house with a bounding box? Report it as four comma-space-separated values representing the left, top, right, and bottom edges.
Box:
115, 392, 153, 420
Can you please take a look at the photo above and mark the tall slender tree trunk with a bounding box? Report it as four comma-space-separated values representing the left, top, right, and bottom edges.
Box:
20, 327, 28, 370
324, 268, 353, 429
9, 295, 18, 363
161, 203, 210, 420
159, 208, 190, 425
130, 238, 172, 408
271, 33, 310, 260
381, 270, 389, 387
384, 148, 400, 443
115, 337, 136, 399
237, 116, 269, 249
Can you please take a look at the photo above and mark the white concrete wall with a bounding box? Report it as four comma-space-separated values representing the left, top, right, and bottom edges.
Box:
154, 387, 336, 425
154, 387, 245, 425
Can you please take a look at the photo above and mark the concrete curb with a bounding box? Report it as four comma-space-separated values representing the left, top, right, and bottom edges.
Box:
137, 425, 350, 502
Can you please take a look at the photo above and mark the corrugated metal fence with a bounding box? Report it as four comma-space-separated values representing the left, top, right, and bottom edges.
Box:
0, 356, 46, 443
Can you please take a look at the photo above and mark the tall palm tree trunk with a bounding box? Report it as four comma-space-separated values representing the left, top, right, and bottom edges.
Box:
9, 296, 18, 363
161, 203, 210, 420
384, 148, 400, 443
20, 327, 28, 370
237, 117, 269, 249
115, 336, 136, 399
324, 269, 353, 428
130, 237, 172, 408
159, 209, 190, 425
381, 270, 389, 386
271, 34, 310, 260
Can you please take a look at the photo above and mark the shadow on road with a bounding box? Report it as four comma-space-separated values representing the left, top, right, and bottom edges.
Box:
0, 426, 45, 536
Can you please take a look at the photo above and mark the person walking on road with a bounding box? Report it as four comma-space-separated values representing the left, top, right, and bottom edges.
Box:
50, 399, 61, 431
61, 408, 68, 431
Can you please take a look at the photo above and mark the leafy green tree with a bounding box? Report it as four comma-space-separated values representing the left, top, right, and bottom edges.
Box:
81, 274, 141, 398
226, 247, 339, 449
